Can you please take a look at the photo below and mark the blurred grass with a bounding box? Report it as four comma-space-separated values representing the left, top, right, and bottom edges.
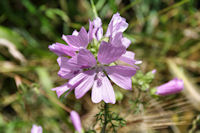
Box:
0, 0, 200, 132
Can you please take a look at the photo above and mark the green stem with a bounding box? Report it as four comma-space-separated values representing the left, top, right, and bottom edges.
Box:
90, 0, 98, 18
101, 103, 108, 133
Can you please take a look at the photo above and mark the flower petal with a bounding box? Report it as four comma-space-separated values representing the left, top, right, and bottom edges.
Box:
92, 72, 116, 104
74, 70, 96, 99
110, 32, 131, 48
58, 67, 81, 79
110, 32, 123, 47
89, 17, 103, 42
61, 49, 96, 70
77, 49, 96, 68
118, 51, 136, 65
55, 73, 89, 98
51, 83, 70, 98
117, 51, 141, 68
62, 27, 89, 49
70, 111, 83, 133
67, 55, 80, 68
31, 124, 43, 133
105, 65, 136, 90
93, 17, 102, 27
68, 71, 87, 87
97, 41, 126, 64
106, 12, 128, 37
96, 27, 103, 41
72, 30, 79, 36
48, 43, 76, 56
57, 56, 68, 66
57, 57, 81, 79
121, 37, 131, 48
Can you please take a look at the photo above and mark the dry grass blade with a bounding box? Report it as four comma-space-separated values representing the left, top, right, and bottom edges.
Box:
173, 57, 200, 73
123, 97, 193, 132
0, 38, 26, 64
167, 58, 200, 111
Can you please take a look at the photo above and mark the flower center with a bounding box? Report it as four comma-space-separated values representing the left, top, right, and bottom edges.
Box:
94, 71, 105, 87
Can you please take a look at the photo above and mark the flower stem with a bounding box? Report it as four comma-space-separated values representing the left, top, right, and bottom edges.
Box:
90, 0, 98, 18
101, 103, 108, 133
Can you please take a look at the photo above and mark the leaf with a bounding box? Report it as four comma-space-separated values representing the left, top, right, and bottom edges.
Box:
35, 67, 53, 89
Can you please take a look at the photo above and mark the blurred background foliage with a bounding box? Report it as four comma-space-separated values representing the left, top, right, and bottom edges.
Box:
0, 0, 200, 132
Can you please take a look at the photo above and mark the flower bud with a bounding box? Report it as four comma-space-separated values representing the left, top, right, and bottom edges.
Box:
70, 110, 83, 133
156, 78, 184, 96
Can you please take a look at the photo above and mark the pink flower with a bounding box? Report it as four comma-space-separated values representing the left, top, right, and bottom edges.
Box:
49, 13, 140, 104
156, 78, 184, 96
31, 124, 42, 133
70, 111, 83, 133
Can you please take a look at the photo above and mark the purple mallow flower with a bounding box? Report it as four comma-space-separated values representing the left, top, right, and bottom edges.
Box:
31, 124, 42, 133
156, 78, 184, 96
49, 13, 140, 104
70, 110, 83, 133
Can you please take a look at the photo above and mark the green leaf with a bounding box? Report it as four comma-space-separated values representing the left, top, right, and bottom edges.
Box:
35, 67, 53, 89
